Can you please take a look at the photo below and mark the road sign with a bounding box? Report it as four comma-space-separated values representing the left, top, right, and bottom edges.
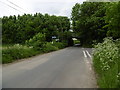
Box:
52, 36, 57, 39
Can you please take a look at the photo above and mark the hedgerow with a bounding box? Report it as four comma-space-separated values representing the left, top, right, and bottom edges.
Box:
2, 44, 39, 64
93, 37, 120, 88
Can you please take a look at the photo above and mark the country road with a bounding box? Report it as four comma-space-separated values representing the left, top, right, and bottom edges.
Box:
3, 47, 97, 88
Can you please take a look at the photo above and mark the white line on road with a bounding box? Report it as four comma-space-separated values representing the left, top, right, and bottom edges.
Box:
86, 50, 92, 58
83, 50, 87, 58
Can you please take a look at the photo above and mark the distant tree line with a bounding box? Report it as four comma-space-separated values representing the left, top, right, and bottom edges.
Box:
71, 2, 120, 46
2, 13, 72, 45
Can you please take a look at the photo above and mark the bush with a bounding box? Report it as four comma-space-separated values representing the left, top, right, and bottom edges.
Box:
26, 33, 46, 50
2, 44, 39, 64
42, 42, 58, 53
53, 42, 65, 49
74, 40, 80, 44
93, 37, 120, 88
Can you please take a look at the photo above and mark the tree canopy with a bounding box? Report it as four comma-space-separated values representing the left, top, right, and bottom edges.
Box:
2, 13, 71, 44
71, 2, 120, 46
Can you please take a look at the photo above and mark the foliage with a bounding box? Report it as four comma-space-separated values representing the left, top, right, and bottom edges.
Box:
42, 42, 66, 53
25, 33, 46, 50
42, 42, 59, 53
71, 2, 120, 46
2, 13, 70, 44
2, 41, 67, 64
71, 2, 120, 87
53, 42, 65, 49
93, 37, 120, 88
57, 31, 74, 46
2, 44, 39, 64
105, 2, 120, 39
74, 40, 80, 44
2, 13, 71, 64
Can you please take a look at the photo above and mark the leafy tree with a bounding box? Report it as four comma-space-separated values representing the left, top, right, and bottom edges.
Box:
2, 13, 71, 45
71, 3, 81, 32
71, 2, 108, 46
0, 18, 2, 42
25, 33, 45, 50
105, 2, 120, 39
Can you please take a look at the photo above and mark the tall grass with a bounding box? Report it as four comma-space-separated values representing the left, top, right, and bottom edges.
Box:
2, 33, 67, 64
93, 37, 120, 88
2, 44, 39, 64
2, 42, 66, 64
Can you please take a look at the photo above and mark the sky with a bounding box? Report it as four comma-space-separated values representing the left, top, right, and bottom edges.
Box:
0, 0, 86, 18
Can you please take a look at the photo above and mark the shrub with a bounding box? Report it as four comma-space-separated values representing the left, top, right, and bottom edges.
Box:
93, 37, 120, 88
74, 40, 80, 44
42, 42, 58, 53
53, 42, 65, 49
2, 44, 38, 64
26, 33, 46, 50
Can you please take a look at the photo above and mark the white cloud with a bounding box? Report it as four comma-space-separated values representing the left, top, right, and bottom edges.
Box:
0, 0, 86, 17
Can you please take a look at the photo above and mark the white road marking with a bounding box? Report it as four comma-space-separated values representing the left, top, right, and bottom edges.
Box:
83, 50, 87, 58
83, 50, 93, 71
86, 50, 92, 58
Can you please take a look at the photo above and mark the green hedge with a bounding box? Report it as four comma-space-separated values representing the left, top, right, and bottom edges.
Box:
25, 33, 46, 50
42, 42, 59, 53
2, 42, 66, 64
93, 37, 120, 88
53, 42, 66, 49
2, 44, 39, 64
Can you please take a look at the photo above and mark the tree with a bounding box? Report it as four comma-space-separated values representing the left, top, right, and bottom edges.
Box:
71, 2, 108, 46
2, 13, 71, 45
105, 2, 120, 39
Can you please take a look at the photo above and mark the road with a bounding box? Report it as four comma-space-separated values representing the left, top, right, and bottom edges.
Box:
3, 47, 97, 88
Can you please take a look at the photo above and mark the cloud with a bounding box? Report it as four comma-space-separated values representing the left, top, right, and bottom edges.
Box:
0, 0, 86, 17
57, 2, 77, 17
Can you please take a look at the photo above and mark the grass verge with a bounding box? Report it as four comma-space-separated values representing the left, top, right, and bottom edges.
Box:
93, 37, 120, 88
2, 44, 39, 64
2, 42, 66, 64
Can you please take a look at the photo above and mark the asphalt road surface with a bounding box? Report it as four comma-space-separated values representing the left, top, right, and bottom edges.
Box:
3, 47, 97, 88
